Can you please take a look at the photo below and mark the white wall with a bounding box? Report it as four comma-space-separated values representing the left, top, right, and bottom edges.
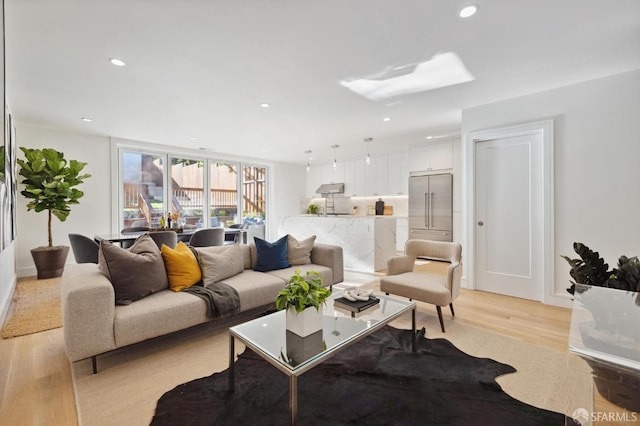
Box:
271, 162, 306, 239
14, 123, 305, 276
15, 124, 112, 276
461, 69, 640, 305
0, 243, 16, 326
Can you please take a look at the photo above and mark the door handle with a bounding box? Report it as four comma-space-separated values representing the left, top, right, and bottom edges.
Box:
477, 221, 484, 226
429, 192, 433, 228
424, 193, 429, 228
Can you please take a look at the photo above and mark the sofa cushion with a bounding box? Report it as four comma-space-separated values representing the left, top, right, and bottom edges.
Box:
219, 270, 286, 311
98, 235, 168, 305
195, 244, 244, 286
161, 241, 202, 292
253, 235, 290, 272
239, 244, 252, 270
113, 290, 209, 347
287, 234, 316, 265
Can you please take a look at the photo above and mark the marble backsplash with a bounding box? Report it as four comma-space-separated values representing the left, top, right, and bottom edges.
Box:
300, 195, 408, 217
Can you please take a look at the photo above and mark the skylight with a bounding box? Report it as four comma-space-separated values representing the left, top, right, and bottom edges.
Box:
340, 52, 474, 101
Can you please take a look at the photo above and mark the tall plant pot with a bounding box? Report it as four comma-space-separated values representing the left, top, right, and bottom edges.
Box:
30, 246, 69, 279
286, 305, 324, 337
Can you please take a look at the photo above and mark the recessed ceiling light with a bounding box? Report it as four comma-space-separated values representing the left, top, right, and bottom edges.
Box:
459, 5, 478, 18
260, 103, 270, 108
426, 136, 433, 139
383, 117, 392, 122
81, 117, 92, 122
189, 137, 197, 140
109, 58, 126, 66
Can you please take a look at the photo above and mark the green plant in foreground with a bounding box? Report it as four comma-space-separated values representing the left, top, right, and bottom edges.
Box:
562, 242, 640, 305
17, 147, 91, 247
275, 269, 331, 313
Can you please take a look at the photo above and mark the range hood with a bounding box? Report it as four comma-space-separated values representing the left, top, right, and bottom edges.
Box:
315, 183, 345, 194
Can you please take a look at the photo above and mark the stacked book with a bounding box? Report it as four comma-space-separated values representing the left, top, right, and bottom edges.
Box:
333, 295, 380, 313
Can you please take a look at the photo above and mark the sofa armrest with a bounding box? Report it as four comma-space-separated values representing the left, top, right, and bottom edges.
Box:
61, 264, 117, 362
387, 255, 416, 276
310, 243, 344, 284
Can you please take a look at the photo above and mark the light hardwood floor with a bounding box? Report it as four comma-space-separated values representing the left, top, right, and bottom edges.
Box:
0, 265, 623, 425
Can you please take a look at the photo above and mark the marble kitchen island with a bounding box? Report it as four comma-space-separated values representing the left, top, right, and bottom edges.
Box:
281, 215, 397, 273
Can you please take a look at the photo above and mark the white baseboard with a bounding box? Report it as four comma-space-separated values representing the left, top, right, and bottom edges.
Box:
0, 275, 17, 328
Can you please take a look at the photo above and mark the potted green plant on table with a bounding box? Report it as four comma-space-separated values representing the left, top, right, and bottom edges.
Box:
562, 242, 640, 412
17, 147, 91, 279
276, 269, 331, 337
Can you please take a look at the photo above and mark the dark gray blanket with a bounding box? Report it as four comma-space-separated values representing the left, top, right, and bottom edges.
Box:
182, 283, 241, 319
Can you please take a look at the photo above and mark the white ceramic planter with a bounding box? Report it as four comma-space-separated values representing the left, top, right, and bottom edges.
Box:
286, 305, 324, 337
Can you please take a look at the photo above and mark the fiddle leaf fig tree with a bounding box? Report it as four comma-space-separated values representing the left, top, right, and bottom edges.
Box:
17, 147, 91, 247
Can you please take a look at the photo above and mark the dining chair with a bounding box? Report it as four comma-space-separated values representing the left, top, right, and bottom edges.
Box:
380, 239, 462, 332
68, 233, 100, 264
189, 228, 225, 247
148, 230, 178, 250
120, 226, 149, 248
224, 222, 248, 244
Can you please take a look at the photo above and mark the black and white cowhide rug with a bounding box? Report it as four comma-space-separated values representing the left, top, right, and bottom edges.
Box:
151, 326, 576, 425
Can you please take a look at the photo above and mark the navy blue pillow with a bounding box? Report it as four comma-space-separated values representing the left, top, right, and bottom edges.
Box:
253, 235, 291, 272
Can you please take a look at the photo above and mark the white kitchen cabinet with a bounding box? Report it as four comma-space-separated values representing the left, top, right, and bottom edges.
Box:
330, 161, 345, 184
306, 164, 331, 197
364, 156, 388, 196
306, 166, 320, 197
344, 159, 365, 196
307, 162, 347, 197
387, 151, 409, 195
409, 141, 453, 172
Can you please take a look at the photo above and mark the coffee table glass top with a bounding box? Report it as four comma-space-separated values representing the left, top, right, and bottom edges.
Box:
229, 292, 414, 373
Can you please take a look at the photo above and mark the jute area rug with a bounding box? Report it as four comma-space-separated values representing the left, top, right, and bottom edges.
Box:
71, 309, 592, 426
1, 276, 62, 339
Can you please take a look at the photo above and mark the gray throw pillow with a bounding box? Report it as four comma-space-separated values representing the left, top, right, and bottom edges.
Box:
195, 244, 244, 286
287, 234, 316, 265
98, 234, 169, 305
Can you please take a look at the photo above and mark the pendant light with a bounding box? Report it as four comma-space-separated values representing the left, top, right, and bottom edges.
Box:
331, 144, 339, 169
364, 138, 373, 165
304, 150, 312, 172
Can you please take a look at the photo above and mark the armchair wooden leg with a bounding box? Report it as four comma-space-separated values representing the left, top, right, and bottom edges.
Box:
436, 306, 445, 333
449, 303, 455, 317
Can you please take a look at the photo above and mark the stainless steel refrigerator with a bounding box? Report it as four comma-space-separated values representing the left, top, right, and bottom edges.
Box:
408, 171, 453, 242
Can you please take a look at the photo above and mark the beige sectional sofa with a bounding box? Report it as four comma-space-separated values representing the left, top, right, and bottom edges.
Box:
61, 240, 343, 372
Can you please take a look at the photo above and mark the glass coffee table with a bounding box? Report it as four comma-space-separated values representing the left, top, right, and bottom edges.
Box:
228, 292, 416, 426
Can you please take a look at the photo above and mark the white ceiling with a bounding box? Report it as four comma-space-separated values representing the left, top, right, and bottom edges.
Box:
5, 0, 640, 165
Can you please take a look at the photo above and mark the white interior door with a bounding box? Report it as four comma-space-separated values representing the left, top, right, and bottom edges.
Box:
475, 134, 543, 300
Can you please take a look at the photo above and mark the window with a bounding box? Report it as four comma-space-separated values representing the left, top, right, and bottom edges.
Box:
210, 161, 238, 227
241, 165, 266, 225
170, 157, 205, 228
118, 146, 268, 234
121, 151, 165, 228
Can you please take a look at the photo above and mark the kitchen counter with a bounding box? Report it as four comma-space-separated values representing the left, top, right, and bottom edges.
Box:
281, 215, 396, 272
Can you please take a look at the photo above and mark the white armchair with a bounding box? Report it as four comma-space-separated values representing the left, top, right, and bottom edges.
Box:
380, 239, 462, 332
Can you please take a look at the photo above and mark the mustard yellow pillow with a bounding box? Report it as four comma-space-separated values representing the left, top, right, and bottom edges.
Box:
161, 242, 202, 292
